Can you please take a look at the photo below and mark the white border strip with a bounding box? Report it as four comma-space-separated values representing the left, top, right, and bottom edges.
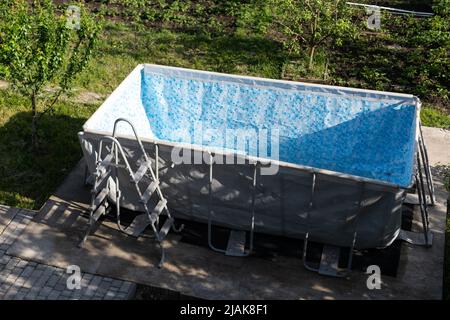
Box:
142, 63, 416, 101
347, 2, 434, 17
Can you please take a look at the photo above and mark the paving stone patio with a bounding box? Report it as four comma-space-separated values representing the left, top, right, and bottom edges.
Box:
0, 205, 136, 300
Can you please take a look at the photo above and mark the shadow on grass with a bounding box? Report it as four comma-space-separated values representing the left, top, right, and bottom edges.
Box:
187, 35, 285, 76
0, 111, 87, 209
331, 36, 410, 91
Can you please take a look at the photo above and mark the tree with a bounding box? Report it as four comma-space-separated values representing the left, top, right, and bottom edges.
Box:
0, 0, 102, 147
274, 0, 358, 70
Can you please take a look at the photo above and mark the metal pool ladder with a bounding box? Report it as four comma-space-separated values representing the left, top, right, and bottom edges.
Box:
400, 122, 435, 247
78, 118, 182, 268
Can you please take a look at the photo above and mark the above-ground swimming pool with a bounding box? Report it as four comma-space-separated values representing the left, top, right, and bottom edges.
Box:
79, 64, 421, 249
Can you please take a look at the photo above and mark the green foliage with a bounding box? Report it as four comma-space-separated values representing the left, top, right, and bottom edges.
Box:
240, 0, 359, 70
0, 0, 102, 146
360, 67, 391, 91
390, 0, 450, 102
0, 0, 69, 95
235, 0, 272, 34
100, 0, 239, 35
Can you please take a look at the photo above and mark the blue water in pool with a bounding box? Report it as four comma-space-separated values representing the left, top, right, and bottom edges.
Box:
141, 71, 416, 187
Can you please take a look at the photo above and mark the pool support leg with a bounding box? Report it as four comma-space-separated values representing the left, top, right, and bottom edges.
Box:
207, 153, 256, 257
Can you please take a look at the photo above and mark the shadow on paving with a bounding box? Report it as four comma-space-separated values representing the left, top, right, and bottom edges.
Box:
115, 205, 408, 278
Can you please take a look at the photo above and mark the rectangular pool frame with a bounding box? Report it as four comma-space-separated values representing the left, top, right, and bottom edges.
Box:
79, 64, 434, 252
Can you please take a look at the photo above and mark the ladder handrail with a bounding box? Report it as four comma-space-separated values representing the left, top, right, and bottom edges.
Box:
111, 118, 168, 207
98, 136, 133, 172
112, 118, 150, 163
418, 122, 436, 205
99, 136, 159, 224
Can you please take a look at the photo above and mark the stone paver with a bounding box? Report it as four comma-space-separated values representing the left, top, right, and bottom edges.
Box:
0, 207, 136, 300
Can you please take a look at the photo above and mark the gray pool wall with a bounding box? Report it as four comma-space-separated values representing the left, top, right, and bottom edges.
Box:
79, 133, 404, 249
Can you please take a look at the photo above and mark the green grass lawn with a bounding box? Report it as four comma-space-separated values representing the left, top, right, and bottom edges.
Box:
74, 23, 286, 95
421, 106, 450, 129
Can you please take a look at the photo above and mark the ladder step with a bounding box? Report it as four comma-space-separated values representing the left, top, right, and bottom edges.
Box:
318, 245, 341, 277
404, 193, 432, 205
158, 217, 174, 240
92, 201, 109, 221
398, 229, 433, 246
225, 230, 247, 256
133, 160, 151, 183
150, 199, 167, 222
99, 153, 114, 169
141, 181, 159, 204
91, 188, 109, 211
124, 214, 152, 237
94, 170, 111, 192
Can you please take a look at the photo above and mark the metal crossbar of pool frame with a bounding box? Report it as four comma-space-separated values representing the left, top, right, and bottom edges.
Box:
346, 2, 435, 17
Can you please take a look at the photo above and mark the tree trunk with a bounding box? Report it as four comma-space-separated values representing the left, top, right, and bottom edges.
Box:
323, 57, 329, 80
308, 45, 316, 71
31, 92, 38, 148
